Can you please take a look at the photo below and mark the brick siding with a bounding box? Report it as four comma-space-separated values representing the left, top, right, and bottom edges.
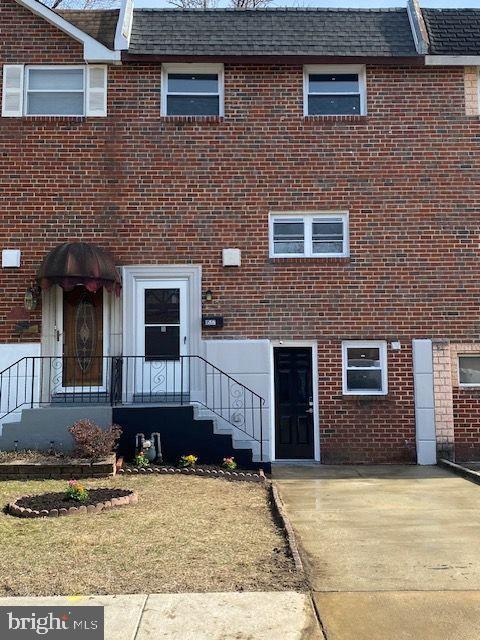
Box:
2, 0, 480, 462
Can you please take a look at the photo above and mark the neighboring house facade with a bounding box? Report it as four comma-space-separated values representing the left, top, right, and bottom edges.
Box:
1, 0, 480, 465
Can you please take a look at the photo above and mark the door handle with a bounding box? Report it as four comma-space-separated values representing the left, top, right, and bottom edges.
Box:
306, 408, 313, 414
183, 336, 187, 345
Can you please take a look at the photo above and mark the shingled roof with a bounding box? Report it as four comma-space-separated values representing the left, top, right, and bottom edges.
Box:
423, 9, 480, 56
127, 8, 418, 58
57, 9, 119, 50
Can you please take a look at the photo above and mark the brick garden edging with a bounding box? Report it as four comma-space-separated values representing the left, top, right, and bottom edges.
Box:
7, 489, 138, 518
269, 482, 304, 573
0, 456, 116, 481
118, 465, 265, 483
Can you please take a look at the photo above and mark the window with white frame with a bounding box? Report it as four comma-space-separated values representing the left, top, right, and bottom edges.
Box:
2, 65, 107, 118
269, 212, 349, 258
304, 65, 366, 116
342, 341, 388, 395
162, 64, 224, 116
459, 355, 480, 386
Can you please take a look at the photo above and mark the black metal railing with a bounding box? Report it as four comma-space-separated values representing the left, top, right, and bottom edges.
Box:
0, 355, 265, 460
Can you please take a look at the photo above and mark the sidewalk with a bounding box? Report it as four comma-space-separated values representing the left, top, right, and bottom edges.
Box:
0, 592, 324, 640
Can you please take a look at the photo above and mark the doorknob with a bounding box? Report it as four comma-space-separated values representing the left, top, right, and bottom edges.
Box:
306, 408, 313, 414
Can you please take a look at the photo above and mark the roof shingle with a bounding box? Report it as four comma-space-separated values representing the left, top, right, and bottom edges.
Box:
57, 9, 119, 50
127, 8, 418, 58
423, 9, 480, 56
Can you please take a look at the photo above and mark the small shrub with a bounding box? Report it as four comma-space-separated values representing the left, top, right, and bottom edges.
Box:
222, 456, 237, 471
68, 420, 122, 462
134, 451, 149, 468
65, 480, 89, 503
179, 454, 198, 468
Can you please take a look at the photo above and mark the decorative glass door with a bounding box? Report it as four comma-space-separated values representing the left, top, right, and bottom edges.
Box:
135, 280, 188, 397
61, 287, 104, 388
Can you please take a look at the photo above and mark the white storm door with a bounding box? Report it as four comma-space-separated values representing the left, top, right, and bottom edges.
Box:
135, 280, 189, 398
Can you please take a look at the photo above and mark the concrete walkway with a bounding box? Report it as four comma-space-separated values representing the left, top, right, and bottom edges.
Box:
273, 464, 480, 640
0, 592, 322, 640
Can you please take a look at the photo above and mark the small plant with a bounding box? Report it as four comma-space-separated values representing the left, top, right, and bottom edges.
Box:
65, 480, 89, 503
179, 454, 198, 468
68, 420, 122, 462
222, 456, 237, 471
134, 451, 149, 468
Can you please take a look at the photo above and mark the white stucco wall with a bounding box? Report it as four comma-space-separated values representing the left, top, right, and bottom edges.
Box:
0, 343, 41, 434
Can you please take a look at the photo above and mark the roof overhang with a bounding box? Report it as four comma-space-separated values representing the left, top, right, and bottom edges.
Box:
425, 55, 480, 65
122, 53, 425, 66
15, 0, 121, 63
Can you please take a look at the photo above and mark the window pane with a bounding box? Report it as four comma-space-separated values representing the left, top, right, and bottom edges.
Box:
167, 95, 219, 116
308, 94, 361, 115
459, 357, 480, 384
29, 68, 84, 91
145, 289, 180, 324
273, 220, 304, 254
309, 74, 359, 94
347, 348, 380, 368
347, 369, 382, 391
145, 326, 180, 361
312, 241, 344, 254
168, 73, 218, 93
27, 92, 84, 115
312, 221, 343, 239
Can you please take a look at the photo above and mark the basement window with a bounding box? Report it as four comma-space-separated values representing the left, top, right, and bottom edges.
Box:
459, 355, 480, 386
304, 65, 367, 116
269, 212, 349, 258
162, 64, 224, 116
342, 341, 388, 395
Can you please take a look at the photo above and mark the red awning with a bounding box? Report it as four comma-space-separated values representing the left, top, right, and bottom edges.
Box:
36, 242, 121, 294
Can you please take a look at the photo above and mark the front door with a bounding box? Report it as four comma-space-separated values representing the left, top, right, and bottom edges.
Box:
274, 347, 315, 459
62, 287, 104, 388
135, 280, 188, 397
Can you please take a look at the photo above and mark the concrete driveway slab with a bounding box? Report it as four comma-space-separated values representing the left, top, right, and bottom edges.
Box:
313, 591, 480, 640
273, 464, 480, 592
136, 592, 323, 640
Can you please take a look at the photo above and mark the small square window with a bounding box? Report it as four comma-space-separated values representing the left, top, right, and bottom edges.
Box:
162, 65, 223, 116
342, 341, 388, 395
304, 65, 366, 116
459, 355, 480, 386
270, 213, 348, 258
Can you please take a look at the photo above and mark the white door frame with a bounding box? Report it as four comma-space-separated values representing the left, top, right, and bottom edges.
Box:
122, 265, 202, 400
269, 340, 320, 462
54, 286, 110, 393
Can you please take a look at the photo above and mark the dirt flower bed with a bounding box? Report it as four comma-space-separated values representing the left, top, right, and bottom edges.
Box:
0, 450, 75, 464
0, 475, 304, 596
14, 488, 133, 512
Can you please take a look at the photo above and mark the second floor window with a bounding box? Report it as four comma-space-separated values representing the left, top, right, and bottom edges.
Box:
304, 65, 366, 116
162, 64, 224, 116
1, 64, 107, 118
269, 212, 349, 258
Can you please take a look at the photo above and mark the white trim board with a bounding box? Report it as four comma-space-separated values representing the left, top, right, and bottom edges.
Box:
14, 0, 120, 63
269, 340, 320, 463
122, 265, 202, 359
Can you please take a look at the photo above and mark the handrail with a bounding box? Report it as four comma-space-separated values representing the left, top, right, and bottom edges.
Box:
0, 355, 265, 460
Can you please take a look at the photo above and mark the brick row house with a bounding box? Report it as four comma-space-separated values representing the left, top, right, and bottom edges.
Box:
1, 0, 480, 466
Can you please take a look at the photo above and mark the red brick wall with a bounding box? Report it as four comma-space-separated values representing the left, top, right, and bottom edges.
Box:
453, 390, 480, 462
2, 0, 480, 462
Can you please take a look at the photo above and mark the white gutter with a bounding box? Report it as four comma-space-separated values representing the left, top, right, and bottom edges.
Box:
15, 0, 121, 63
426, 55, 480, 65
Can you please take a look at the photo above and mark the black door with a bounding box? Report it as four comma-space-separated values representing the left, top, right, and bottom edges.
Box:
274, 347, 315, 459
